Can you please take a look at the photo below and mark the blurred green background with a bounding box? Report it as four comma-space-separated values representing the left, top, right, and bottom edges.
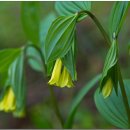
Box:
0, 1, 130, 129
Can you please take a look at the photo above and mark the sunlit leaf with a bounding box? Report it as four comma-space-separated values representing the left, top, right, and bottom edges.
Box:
44, 14, 78, 63
0, 48, 20, 73
0, 48, 20, 87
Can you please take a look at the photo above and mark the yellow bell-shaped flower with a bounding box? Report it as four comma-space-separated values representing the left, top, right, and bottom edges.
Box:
102, 78, 113, 98
48, 58, 73, 88
0, 87, 16, 112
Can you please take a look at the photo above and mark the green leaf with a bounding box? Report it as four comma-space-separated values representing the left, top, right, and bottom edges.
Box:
62, 36, 77, 80
55, 1, 91, 21
44, 14, 78, 63
100, 40, 118, 92
0, 48, 21, 73
46, 61, 54, 76
0, 72, 8, 88
95, 79, 130, 128
8, 51, 26, 112
26, 13, 56, 73
64, 74, 101, 128
0, 48, 21, 87
109, 1, 129, 39
21, 2, 40, 44
40, 12, 56, 48
26, 45, 44, 72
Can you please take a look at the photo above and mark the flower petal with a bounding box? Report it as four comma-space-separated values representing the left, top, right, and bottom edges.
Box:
102, 78, 113, 98
48, 58, 62, 85
0, 87, 16, 112
58, 67, 74, 88
57, 67, 68, 87
67, 74, 74, 88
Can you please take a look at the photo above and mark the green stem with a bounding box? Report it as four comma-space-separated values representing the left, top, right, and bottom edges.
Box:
49, 86, 64, 127
25, 43, 64, 127
118, 65, 130, 127
78, 10, 111, 47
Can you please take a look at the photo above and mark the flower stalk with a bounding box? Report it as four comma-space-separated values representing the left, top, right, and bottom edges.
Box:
78, 10, 111, 47
26, 44, 64, 127
49, 86, 64, 127
80, 10, 130, 127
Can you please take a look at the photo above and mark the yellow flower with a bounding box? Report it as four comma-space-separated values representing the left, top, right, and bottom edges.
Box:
0, 87, 16, 112
48, 58, 73, 88
102, 78, 113, 98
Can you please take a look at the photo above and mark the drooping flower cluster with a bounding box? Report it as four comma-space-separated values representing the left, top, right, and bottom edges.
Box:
48, 58, 73, 88
0, 87, 16, 112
